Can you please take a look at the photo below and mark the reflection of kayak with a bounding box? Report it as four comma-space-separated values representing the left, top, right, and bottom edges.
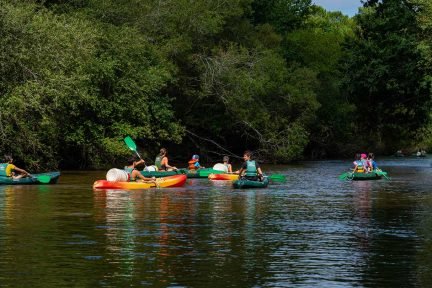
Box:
233, 177, 269, 189
186, 168, 225, 178
208, 173, 239, 181
141, 169, 187, 178
93, 175, 187, 189
339, 170, 388, 181
0, 172, 60, 185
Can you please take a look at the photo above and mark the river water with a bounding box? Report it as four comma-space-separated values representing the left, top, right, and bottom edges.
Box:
0, 158, 431, 287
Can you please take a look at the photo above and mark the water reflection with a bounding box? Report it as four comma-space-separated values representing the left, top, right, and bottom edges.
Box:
0, 162, 430, 286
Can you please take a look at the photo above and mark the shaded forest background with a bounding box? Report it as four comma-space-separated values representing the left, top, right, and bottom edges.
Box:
1, 0, 432, 169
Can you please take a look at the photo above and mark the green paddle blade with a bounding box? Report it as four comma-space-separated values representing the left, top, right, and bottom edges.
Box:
124, 136, 137, 151
36, 175, 51, 184
268, 174, 286, 182
123, 136, 142, 159
375, 170, 390, 180
338, 172, 349, 180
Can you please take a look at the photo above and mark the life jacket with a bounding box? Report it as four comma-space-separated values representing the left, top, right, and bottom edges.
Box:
354, 160, 364, 173
188, 159, 198, 170
124, 167, 135, 181
0, 163, 12, 177
155, 155, 162, 170
245, 160, 257, 177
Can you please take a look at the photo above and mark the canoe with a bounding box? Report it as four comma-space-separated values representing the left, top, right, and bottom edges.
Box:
233, 177, 270, 189
93, 174, 187, 189
141, 169, 187, 178
339, 170, 388, 181
0, 171, 60, 185
186, 168, 225, 178
208, 173, 239, 181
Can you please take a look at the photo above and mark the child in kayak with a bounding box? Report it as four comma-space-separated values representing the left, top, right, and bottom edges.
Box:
353, 153, 365, 173
124, 157, 156, 182
367, 153, 378, 171
155, 148, 177, 171
0, 155, 31, 179
188, 154, 204, 170
236, 150, 264, 181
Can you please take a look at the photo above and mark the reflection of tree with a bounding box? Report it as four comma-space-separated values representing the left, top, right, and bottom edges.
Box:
352, 179, 419, 287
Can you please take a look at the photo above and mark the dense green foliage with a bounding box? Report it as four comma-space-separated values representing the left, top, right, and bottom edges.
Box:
0, 0, 431, 169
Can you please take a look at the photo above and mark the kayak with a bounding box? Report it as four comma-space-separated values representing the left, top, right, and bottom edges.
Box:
93, 174, 187, 189
0, 172, 60, 185
339, 170, 388, 181
208, 173, 239, 181
186, 168, 225, 178
141, 169, 187, 178
233, 177, 270, 189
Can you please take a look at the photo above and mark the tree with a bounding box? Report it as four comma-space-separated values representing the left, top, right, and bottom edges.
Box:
342, 0, 431, 153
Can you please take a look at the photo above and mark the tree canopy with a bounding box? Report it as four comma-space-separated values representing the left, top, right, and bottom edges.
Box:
0, 0, 431, 169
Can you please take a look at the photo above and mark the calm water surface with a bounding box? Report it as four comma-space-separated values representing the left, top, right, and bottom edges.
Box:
0, 158, 431, 287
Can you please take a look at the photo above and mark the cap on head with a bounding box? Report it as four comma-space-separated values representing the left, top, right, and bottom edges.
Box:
361, 153, 367, 159
192, 154, 199, 159
223, 156, 229, 162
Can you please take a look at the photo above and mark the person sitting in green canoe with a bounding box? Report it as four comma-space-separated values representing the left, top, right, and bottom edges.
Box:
188, 154, 204, 170
155, 148, 177, 171
353, 153, 368, 173
367, 153, 378, 171
235, 150, 264, 181
0, 155, 31, 179
124, 157, 156, 182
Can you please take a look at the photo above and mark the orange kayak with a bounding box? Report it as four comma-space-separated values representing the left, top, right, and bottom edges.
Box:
208, 173, 239, 181
93, 174, 187, 189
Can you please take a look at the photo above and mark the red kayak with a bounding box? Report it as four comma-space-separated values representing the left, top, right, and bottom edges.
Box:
93, 174, 187, 189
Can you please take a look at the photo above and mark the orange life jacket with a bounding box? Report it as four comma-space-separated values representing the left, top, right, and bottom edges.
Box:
188, 159, 198, 170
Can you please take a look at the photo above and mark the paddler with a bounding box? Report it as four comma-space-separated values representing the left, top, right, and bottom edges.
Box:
0, 155, 31, 179
235, 150, 264, 181
124, 157, 156, 182
188, 154, 204, 170
155, 148, 177, 171
223, 156, 233, 173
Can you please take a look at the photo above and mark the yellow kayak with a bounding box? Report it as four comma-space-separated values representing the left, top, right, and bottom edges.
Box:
208, 173, 239, 181
93, 175, 187, 189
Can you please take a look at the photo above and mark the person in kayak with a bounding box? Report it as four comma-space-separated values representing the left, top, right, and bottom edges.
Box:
235, 150, 264, 181
124, 157, 156, 182
353, 153, 365, 173
367, 153, 378, 171
0, 155, 31, 179
188, 154, 204, 170
155, 148, 177, 171
223, 156, 233, 173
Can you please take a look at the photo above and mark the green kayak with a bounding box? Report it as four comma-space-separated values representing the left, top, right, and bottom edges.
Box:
0, 172, 61, 185
186, 168, 225, 178
233, 177, 270, 189
339, 170, 389, 181
140, 169, 187, 178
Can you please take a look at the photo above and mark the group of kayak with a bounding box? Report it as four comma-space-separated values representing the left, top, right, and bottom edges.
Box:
0, 141, 392, 187
93, 149, 270, 189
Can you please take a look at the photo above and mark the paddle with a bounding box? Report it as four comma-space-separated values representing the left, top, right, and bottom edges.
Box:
124, 136, 143, 160
338, 172, 349, 180
338, 172, 354, 181
30, 174, 51, 184
267, 174, 286, 182
375, 169, 390, 180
